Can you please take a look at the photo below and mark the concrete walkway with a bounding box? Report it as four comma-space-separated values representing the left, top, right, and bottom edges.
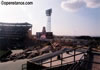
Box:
0, 59, 29, 70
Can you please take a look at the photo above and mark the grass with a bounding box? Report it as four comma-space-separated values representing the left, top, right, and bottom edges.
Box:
0, 50, 8, 58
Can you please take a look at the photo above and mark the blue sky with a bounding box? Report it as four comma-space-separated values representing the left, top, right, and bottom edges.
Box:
0, 0, 100, 36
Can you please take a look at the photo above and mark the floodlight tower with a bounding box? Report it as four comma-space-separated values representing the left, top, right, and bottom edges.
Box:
46, 9, 52, 32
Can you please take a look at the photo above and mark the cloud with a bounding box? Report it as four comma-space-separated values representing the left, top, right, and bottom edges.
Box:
61, 0, 100, 12
84, 0, 100, 8
61, 0, 85, 12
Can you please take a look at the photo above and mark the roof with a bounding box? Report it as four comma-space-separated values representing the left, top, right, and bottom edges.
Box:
0, 22, 32, 27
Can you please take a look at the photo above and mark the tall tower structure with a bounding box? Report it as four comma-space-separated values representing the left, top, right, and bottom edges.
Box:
46, 9, 52, 32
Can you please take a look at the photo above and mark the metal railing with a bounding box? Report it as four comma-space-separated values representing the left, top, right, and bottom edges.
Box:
22, 64, 27, 70
41, 52, 85, 70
